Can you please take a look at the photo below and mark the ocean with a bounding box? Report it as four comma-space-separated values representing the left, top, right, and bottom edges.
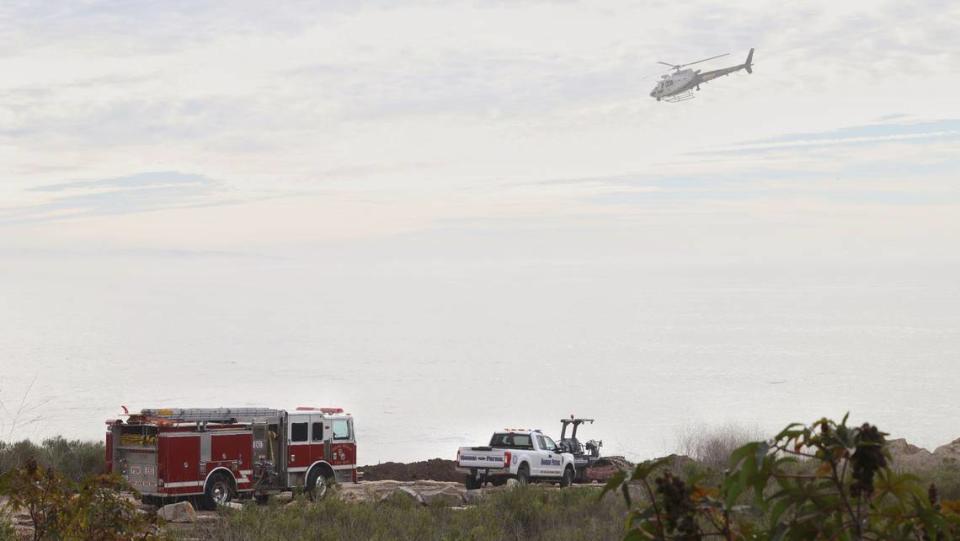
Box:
2, 248, 958, 464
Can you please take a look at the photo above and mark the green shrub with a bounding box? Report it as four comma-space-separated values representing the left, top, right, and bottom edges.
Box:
0, 437, 105, 482
0, 512, 15, 541
911, 462, 960, 501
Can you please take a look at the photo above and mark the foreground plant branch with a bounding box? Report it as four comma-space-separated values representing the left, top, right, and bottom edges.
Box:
603, 414, 960, 540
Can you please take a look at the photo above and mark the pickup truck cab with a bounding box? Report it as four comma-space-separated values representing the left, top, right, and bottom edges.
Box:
456, 429, 576, 489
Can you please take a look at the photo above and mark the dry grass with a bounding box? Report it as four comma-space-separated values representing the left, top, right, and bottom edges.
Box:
185, 486, 627, 541
674, 422, 765, 471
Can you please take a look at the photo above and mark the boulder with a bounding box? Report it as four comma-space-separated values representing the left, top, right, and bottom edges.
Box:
157, 501, 197, 523
338, 484, 374, 503
384, 486, 424, 505
223, 501, 244, 511
418, 485, 465, 506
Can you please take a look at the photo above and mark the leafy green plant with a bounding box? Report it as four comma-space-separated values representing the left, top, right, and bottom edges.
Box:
0, 458, 160, 540
604, 415, 960, 540
0, 459, 68, 541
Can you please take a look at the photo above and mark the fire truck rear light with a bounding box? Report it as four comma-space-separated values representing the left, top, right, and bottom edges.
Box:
504, 451, 511, 468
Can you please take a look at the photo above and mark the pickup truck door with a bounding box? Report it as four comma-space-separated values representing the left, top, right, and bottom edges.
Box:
535, 435, 563, 477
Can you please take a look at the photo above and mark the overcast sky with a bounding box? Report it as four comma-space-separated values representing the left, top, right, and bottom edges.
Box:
1, 0, 957, 255
2, 1, 960, 455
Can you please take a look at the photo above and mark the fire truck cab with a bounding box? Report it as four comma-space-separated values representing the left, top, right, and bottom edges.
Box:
106, 406, 356, 509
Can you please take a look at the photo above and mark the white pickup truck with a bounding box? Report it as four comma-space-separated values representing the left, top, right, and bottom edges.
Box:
456, 429, 576, 489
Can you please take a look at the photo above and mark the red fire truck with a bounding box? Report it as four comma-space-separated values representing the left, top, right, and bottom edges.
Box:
105, 406, 357, 509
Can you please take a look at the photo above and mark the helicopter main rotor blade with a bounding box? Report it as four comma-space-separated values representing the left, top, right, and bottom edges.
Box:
657, 61, 678, 68
680, 53, 730, 68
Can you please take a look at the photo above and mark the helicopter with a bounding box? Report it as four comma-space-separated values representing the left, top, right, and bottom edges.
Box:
650, 48, 754, 102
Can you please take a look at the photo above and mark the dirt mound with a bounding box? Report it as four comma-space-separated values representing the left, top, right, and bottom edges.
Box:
359, 458, 462, 482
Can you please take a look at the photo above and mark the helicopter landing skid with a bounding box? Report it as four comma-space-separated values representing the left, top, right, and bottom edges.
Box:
662, 91, 695, 103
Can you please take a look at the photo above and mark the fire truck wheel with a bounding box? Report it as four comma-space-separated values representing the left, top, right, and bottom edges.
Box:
306, 469, 334, 501
201, 472, 235, 510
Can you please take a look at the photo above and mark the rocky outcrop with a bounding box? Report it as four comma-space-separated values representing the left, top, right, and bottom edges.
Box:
339, 480, 467, 505
933, 438, 960, 463
336, 479, 602, 507
887, 438, 960, 472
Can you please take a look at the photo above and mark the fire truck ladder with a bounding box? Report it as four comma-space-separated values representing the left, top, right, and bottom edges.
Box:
139, 407, 285, 424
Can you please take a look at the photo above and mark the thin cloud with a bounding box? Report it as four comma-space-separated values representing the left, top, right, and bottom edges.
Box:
0, 171, 229, 225
695, 119, 960, 155
30, 170, 214, 192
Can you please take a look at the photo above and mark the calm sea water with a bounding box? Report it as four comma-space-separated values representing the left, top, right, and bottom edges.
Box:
2, 250, 958, 464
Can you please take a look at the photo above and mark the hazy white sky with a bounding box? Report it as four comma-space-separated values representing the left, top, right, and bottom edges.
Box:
2, 0, 957, 254
2, 1, 960, 458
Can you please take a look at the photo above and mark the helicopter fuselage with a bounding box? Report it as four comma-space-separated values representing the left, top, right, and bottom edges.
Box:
649, 69, 699, 100
650, 48, 754, 102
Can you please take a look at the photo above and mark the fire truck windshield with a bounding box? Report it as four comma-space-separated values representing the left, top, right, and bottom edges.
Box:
332, 419, 351, 440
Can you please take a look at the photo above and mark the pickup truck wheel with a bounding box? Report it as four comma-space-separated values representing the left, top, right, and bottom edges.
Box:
465, 475, 482, 490
560, 466, 574, 488
516, 464, 530, 486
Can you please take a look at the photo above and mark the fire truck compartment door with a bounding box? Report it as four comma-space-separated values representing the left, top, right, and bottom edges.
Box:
118, 448, 158, 494
161, 434, 201, 488
200, 433, 212, 468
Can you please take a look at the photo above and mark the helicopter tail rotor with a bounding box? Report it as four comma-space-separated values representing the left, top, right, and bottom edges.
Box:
744, 48, 754, 74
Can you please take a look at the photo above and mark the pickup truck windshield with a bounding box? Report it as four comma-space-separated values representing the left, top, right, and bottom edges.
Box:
489, 433, 534, 450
